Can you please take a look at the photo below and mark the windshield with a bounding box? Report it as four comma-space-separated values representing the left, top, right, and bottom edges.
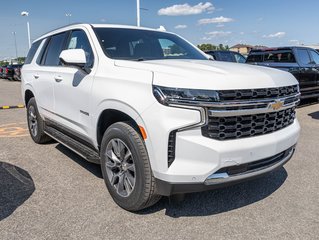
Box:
93, 28, 206, 61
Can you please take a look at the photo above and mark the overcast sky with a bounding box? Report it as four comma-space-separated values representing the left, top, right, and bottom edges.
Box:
1, 0, 318, 59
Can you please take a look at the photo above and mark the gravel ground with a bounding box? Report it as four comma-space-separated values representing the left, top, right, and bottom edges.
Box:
0, 78, 318, 240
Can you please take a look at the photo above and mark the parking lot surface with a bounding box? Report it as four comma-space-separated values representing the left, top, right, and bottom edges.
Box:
0, 79, 318, 240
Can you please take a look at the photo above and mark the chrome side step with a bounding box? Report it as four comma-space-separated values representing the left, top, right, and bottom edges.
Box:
44, 125, 100, 164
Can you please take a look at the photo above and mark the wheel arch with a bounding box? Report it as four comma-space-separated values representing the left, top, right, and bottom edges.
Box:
96, 105, 145, 148
24, 89, 35, 106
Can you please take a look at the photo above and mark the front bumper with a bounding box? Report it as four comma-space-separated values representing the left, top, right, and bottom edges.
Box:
155, 145, 295, 196
140, 100, 300, 194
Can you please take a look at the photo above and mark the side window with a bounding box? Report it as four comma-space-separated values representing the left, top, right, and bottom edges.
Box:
263, 51, 296, 63
296, 49, 312, 65
43, 32, 68, 66
246, 54, 263, 63
218, 52, 234, 62
66, 30, 94, 68
309, 50, 319, 64
25, 40, 42, 64
234, 53, 246, 63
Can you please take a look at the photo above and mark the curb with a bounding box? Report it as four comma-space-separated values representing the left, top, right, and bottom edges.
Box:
0, 105, 25, 110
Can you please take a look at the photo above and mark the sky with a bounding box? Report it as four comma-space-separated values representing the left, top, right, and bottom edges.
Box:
1, 0, 319, 60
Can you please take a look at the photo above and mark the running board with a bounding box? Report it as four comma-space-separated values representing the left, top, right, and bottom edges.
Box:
44, 125, 100, 164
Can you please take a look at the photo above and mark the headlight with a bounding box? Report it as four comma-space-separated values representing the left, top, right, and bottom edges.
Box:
153, 85, 219, 106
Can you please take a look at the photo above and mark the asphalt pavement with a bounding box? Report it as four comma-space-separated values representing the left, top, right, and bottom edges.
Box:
0, 79, 318, 240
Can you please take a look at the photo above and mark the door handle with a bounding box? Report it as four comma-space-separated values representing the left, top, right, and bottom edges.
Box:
54, 76, 63, 82
33, 74, 39, 79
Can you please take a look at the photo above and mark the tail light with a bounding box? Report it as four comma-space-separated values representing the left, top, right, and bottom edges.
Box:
5, 68, 8, 74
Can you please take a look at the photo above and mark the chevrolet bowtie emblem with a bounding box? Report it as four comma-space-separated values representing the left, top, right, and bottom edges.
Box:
270, 101, 284, 110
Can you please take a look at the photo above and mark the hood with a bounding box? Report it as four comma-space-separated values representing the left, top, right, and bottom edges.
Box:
114, 59, 298, 90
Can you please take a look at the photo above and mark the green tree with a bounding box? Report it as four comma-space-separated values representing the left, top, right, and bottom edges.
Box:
197, 44, 217, 51
17, 57, 26, 64
0, 60, 9, 66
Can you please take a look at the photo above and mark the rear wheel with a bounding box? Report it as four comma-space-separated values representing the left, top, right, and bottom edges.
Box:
27, 98, 51, 144
100, 122, 161, 211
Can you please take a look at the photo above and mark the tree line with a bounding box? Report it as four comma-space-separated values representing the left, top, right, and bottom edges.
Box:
0, 57, 26, 66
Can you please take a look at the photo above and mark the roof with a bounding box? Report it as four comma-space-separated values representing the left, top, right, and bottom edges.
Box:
250, 46, 314, 53
34, 23, 167, 43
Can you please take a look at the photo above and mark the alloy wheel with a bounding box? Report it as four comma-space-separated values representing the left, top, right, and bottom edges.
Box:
28, 106, 38, 137
104, 138, 136, 197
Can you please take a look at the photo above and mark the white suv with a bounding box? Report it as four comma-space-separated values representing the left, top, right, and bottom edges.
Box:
22, 24, 300, 211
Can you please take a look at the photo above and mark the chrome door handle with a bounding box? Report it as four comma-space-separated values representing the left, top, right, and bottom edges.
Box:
33, 74, 39, 79
54, 76, 63, 82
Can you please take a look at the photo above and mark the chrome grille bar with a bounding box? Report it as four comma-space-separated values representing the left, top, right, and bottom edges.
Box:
208, 94, 299, 117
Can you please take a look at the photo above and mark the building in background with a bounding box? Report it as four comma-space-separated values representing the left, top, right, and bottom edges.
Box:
230, 44, 254, 55
230, 44, 268, 55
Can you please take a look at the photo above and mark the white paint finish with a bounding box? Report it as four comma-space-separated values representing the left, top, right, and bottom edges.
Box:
59, 49, 87, 65
22, 24, 300, 186
115, 59, 298, 90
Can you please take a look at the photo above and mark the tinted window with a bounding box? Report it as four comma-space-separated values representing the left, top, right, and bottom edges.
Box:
218, 52, 234, 62
234, 53, 246, 63
309, 50, 319, 64
246, 54, 263, 63
25, 40, 42, 64
296, 49, 311, 65
94, 28, 206, 61
66, 30, 94, 67
263, 51, 296, 63
247, 51, 296, 63
43, 32, 68, 66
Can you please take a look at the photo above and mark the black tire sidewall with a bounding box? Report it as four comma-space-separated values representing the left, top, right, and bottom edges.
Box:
26, 98, 46, 143
100, 123, 149, 211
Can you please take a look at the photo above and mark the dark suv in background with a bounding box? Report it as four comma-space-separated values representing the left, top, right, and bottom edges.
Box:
246, 47, 319, 99
206, 50, 246, 63
1, 64, 23, 80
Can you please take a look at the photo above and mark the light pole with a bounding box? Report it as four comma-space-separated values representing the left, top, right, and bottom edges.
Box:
12, 32, 18, 59
21, 11, 31, 49
65, 13, 72, 24
136, 0, 140, 27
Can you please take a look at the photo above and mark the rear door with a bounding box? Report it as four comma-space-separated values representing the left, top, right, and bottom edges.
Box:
34, 32, 68, 119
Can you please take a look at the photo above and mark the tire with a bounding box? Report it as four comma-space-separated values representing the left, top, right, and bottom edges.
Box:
26, 98, 51, 144
100, 122, 161, 211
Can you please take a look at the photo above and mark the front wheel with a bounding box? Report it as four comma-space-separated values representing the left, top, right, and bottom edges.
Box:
100, 122, 161, 211
26, 98, 51, 144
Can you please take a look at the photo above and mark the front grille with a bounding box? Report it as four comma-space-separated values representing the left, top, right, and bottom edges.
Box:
215, 146, 294, 176
202, 107, 296, 140
218, 85, 299, 101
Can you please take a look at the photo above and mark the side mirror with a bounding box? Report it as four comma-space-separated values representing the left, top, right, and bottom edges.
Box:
59, 49, 87, 68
